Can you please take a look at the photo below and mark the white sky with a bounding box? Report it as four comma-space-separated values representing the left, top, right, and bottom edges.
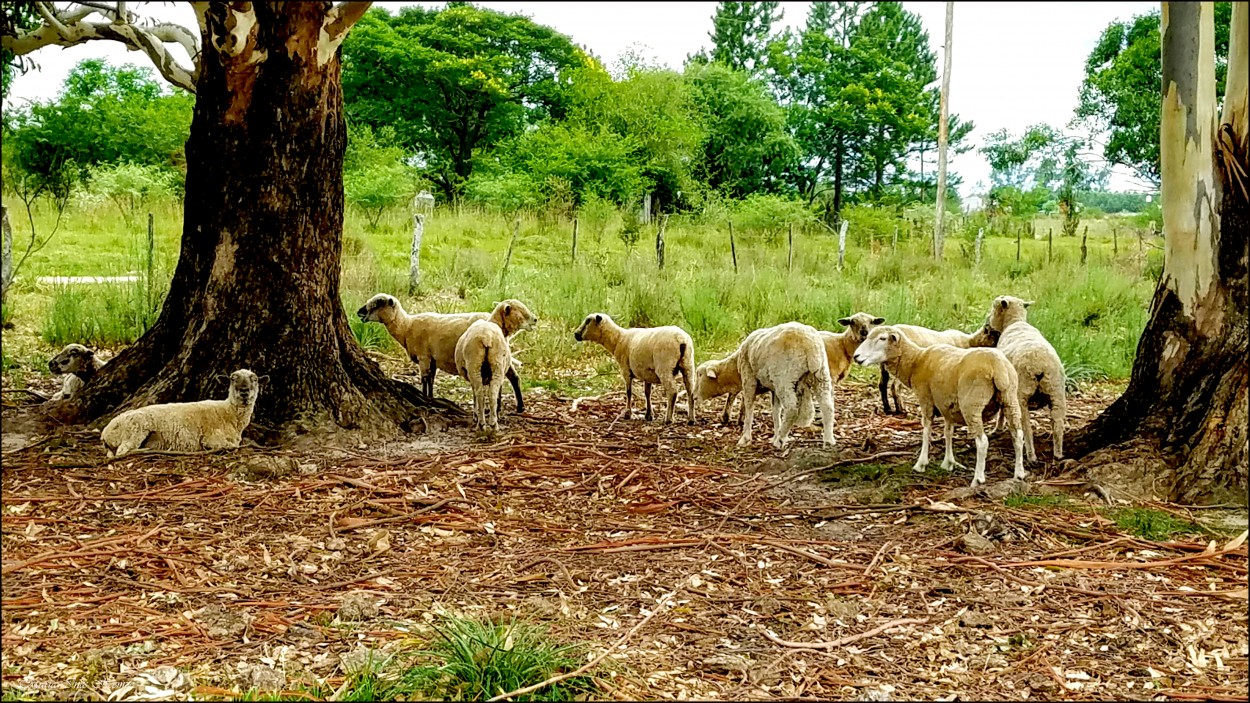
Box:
4, 1, 1159, 198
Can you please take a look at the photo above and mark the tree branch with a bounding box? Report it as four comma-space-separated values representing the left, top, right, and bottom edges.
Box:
1, 3, 199, 93
323, 1, 371, 53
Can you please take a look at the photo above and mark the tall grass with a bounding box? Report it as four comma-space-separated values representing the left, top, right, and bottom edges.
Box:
5, 196, 1158, 388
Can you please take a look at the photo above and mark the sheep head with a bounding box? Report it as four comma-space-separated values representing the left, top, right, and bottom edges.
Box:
988, 296, 1033, 332
49, 344, 96, 375
694, 357, 741, 402
492, 299, 538, 337
222, 369, 266, 407
357, 294, 399, 324
573, 313, 611, 343
853, 327, 903, 367
837, 312, 886, 344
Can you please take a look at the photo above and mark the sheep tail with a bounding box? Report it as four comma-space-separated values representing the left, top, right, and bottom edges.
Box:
480, 346, 493, 385
675, 342, 688, 377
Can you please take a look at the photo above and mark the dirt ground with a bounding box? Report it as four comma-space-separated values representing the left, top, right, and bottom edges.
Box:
1, 375, 1247, 701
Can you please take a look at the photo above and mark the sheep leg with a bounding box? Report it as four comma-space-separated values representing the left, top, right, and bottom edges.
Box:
505, 366, 524, 414
1050, 388, 1066, 461
969, 418, 989, 487
680, 366, 696, 425
662, 379, 679, 424
770, 385, 799, 450
112, 432, 150, 459
939, 416, 968, 472
423, 360, 438, 398
737, 377, 758, 447
721, 393, 735, 425
796, 388, 815, 428
816, 386, 836, 447
1019, 391, 1037, 463
488, 381, 501, 433
643, 382, 654, 421
890, 378, 905, 415
878, 367, 893, 414
621, 372, 634, 420
912, 407, 932, 473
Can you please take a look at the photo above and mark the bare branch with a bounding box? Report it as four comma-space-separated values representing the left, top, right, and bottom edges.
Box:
327, 1, 373, 40
1, 6, 199, 93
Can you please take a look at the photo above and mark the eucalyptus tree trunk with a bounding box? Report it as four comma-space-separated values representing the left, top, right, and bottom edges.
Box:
933, 0, 954, 260
1070, 2, 1248, 504
59, 2, 457, 437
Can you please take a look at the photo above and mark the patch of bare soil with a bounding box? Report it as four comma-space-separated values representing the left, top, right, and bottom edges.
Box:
1, 381, 1246, 701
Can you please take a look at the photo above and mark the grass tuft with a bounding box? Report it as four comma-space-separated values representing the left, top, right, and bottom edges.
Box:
1105, 507, 1201, 541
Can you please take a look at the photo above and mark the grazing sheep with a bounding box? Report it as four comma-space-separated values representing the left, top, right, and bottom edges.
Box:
854, 327, 1025, 487
573, 313, 696, 424
986, 296, 1067, 461
696, 322, 836, 449
101, 369, 266, 458
356, 295, 535, 412
712, 313, 884, 426
455, 319, 511, 434
48, 343, 105, 401
879, 322, 1000, 415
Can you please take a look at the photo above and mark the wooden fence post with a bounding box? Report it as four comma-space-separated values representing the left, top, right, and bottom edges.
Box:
1080, 225, 1088, 265
409, 213, 425, 295
975, 228, 983, 265
787, 223, 795, 273
892, 224, 898, 252
571, 217, 578, 264
655, 214, 668, 270
729, 222, 738, 273
1112, 224, 1118, 255
499, 218, 520, 288
1047, 227, 1053, 263
1015, 222, 1022, 262
837, 220, 849, 271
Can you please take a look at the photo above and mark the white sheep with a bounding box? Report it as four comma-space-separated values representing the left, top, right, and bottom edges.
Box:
695, 322, 836, 449
47, 343, 106, 401
712, 313, 884, 426
101, 369, 266, 458
854, 327, 1025, 487
986, 296, 1067, 461
878, 322, 1000, 415
455, 319, 512, 434
357, 295, 536, 412
573, 313, 696, 424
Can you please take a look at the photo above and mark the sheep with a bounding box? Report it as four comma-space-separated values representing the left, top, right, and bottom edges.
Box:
47, 343, 105, 401
573, 313, 696, 424
878, 322, 1000, 415
454, 319, 512, 434
695, 322, 836, 449
711, 313, 884, 426
985, 295, 1067, 461
101, 369, 266, 458
854, 326, 1025, 487
356, 295, 536, 412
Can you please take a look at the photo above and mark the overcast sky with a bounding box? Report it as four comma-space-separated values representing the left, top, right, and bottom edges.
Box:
4, 1, 1159, 197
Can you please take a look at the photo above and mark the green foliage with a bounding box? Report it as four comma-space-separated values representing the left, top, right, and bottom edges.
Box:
403, 616, 597, 702
342, 4, 590, 201
730, 193, 814, 241
617, 205, 644, 249
694, 1, 784, 79
41, 280, 163, 348
1074, 4, 1232, 185
1105, 507, 1201, 541
1078, 190, 1156, 214
2, 59, 191, 186
498, 122, 645, 207
344, 123, 419, 229
685, 62, 799, 197
1003, 493, 1074, 509
85, 162, 178, 226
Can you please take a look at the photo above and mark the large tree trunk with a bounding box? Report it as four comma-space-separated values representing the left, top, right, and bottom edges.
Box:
1069, 2, 1248, 505
53, 2, 460, 439
933, 0, 953, 260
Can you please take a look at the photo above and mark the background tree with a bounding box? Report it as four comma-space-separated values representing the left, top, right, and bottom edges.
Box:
341, 5, 588, 203
1070, 2, 1247, 504
691, 1, 783, 80
1075, 3, 1233, 186
3, 1, 463, 436
343, 122, 420, 229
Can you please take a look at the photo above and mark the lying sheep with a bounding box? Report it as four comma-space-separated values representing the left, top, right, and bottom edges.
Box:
986, 296, 1067, 461
573, 313, 695, 424
879, 322, 999, 415
357, 295, 536, 413
696, 322, 836, 449
101, 369, 266, 458
48, 343, 105, 400
854, 327, 1025, 487
455, 319, 512, 434
712, 313, 884, 426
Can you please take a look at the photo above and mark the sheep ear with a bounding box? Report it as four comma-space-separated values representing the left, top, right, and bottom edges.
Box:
258, 375, 271, 384
889, 333, 898, 343
505, 304, 513, 315
872, 317, 885, 325
595, 314, 602, 324
707, 369, 717, 379
1023, 300, 1034, 308
999, 299, 1008, 309
837, 317, 851, 327
83, 348, 95, 358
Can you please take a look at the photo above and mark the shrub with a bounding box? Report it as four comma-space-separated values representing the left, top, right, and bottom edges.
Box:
86, 162, 178, 226
731, 193, 814, 242
41, 279, 163, 347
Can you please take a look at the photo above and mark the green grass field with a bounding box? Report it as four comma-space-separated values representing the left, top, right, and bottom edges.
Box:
1, 197, 1161, 393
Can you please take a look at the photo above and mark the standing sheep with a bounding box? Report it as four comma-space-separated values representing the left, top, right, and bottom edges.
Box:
854, 327, 1025, 487
47, 343, 106, 401
985, 296, 1067, 461
879, 322, 999, 415
696, 322, 836, 449
356, 295, 535, 412
455, 319, 512, 434
101, 369, 266, 458
573, 313, 696, 424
